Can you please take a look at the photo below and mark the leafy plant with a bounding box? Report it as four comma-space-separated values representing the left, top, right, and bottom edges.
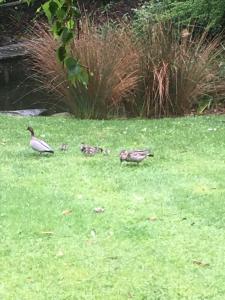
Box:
1, 0, 124, 92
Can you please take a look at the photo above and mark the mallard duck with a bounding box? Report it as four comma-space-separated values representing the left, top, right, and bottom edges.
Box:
80, 143, 103, 156
120, 149, 153, 164
27, 127, 54, 154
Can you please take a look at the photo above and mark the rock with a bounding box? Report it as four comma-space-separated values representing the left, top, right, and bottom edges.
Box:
0, 42, 28, 61
51, 112, 72, 117
94, 207, 105, 213
0, 109, 48, 116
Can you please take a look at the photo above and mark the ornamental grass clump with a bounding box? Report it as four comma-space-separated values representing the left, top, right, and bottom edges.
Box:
26, 21, 224, 119
26, 21, 139, 118
135, 22, 223, 118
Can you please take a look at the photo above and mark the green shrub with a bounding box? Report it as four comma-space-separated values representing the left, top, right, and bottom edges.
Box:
133, 0, 225, 32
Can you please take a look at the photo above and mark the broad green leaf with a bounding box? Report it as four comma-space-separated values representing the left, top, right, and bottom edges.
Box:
42, 1, 51, 22
64, 57, 88, 85
61, 28, 74, 44
64, 59, 89, 85
56, 7, 67, 19
60, 2, 67, 12
64, 57, 78, 79
49, 0, 59, 17
78, 67, 89, 86
52, 20, 63, 37
71, 5, 81, 18
66, 20, 75, 30
57, 46, 66, 62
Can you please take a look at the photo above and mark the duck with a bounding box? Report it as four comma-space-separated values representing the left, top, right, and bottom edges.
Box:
59, 143, 69, 151
27, 126, 54, 154
80, 143, 103, 156
120, 149, 153, 164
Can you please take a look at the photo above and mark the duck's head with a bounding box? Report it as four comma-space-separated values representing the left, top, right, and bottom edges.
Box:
80, 143, 85, 152
120, 150, 128, 162
27, 126, 34, 136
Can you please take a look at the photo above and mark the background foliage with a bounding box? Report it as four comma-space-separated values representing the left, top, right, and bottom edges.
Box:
134, 0, 225, 32
1, 0, 225, 117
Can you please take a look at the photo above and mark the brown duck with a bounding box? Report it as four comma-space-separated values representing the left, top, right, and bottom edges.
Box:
80, 143, 103, 156
120, 149, 153, 164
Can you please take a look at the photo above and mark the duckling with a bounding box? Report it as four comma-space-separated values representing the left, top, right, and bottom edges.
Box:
27, 127, 54, 154
120, 149, 153, 164
80, 143, 103, 156
59, 143, 69, 151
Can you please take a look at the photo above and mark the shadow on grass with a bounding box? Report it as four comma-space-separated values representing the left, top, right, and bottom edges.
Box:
22, 152, 55, 159
120, 163, 146, 168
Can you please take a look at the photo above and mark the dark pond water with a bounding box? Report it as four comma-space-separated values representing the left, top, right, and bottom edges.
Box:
0, 56, 59, 113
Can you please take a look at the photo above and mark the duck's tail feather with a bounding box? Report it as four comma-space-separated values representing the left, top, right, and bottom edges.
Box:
147, 153, 154, 157
44, 150, 54, 154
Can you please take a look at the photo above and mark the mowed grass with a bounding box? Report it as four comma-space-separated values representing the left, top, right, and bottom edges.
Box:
1, 115, 225, 299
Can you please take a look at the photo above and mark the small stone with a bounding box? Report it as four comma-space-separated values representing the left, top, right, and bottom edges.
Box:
91, 230, 96, 238
51, 112, 71, 117
147, 216, 157, 221
40, 231, 54, 235
94, 207, 105, 213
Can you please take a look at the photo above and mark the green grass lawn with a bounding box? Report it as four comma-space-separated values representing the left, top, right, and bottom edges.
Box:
1, 115, 225, 299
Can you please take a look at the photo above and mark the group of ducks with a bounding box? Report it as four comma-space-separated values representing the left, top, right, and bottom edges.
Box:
27, 126, 154, 164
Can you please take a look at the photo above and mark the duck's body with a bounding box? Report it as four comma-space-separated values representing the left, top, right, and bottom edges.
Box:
80, 144, 103, 156
27, 127, 54, 154
120, 149, 153, 164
